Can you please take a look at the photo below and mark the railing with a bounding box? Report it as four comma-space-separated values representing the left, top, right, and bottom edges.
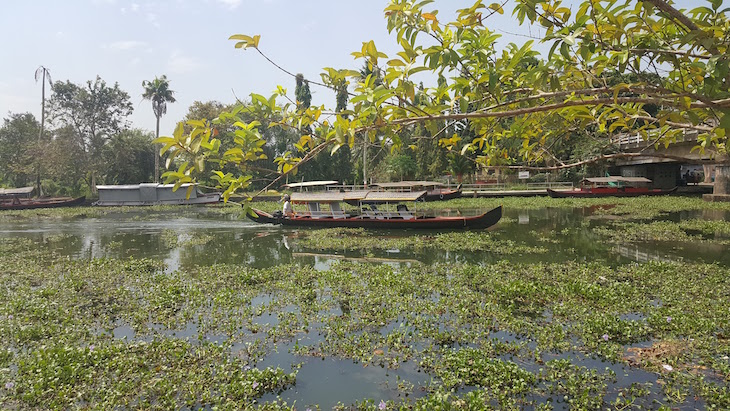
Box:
327, 182, 574, 192
611, 129, 700, 148
461, 181, 573, 191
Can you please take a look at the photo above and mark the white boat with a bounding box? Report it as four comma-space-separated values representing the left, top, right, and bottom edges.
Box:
94, 183, 220, 206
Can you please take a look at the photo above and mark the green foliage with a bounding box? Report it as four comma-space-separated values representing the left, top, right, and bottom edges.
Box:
142, 75, 176, 120
102, 129, 155, 184
0, 113, 41, 187
49, 76, 134, 189
158, 1, 730, 201
383, 153, 417, 181
294, 73, 312, 112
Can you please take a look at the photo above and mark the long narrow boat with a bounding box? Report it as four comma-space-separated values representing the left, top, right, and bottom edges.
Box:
371, 181, 462, 201
248, 190, 501, 230
0, 196, 86, 211
547, 177, 677, 198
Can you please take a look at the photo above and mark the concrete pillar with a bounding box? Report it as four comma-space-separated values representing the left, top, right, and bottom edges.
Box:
703, 164, 730, 201
703, 164, 715, 184
715, 165, 730, 194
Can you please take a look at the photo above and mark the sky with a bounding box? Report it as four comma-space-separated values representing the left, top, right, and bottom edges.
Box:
0, 0, 712, 137
0, 0, 541, 136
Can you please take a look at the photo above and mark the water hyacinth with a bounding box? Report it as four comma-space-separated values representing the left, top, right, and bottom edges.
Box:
0, 201, 729, 409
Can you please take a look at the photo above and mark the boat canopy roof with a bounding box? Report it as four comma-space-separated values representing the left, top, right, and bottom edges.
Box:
0, 186, 34, 195
363, 190, 427, 202
371, 181, 444, 188
290, 190, 426, 203
291, 190, 368, 203
583, 176, 652, 184
284, 180, 339, 189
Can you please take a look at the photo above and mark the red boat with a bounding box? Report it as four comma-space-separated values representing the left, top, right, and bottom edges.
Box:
0, 196, 86, 210
248, 190, 500, 230
547, 177, 677, 198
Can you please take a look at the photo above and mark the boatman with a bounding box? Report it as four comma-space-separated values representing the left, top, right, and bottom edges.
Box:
281, 194, 294, 217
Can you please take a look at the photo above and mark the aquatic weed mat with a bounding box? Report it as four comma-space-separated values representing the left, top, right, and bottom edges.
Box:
296, 227, 548, 255
593, 219, 730, 245
1, 246, 728, 409
0, 204, 245, 222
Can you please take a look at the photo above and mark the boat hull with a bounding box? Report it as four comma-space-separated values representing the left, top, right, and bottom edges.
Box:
94, 194, 221, 206
248, 206, 502, 230
0, 196, 86, 211
547, 187, 677, 198
94, 183, 221, 206
424, 188, 462, 202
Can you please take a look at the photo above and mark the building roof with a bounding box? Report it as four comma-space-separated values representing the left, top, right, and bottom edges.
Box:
96, 183, 197, 190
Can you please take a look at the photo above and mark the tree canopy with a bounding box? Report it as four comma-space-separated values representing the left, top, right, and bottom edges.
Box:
156, 0, 730, 202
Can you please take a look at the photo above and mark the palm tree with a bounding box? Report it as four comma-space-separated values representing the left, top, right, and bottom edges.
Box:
142, 75, 176, 183
34, 65, 52, 195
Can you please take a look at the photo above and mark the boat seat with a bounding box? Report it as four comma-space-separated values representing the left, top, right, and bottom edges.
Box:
307, 203, 328, 219
330, 202, 347, 219
397, 204, 414, 220
370, 205, 385, 220
361, 206, 376, 219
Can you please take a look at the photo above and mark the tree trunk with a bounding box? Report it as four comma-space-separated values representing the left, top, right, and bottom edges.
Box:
362, 140, 367, 186
154, 115, 160, 183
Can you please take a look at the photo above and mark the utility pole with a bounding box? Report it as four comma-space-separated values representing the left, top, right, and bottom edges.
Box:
34, 66, 52, 197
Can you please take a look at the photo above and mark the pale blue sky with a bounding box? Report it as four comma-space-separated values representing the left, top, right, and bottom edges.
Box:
0, 0, 538, 135
0, 0, 712, 136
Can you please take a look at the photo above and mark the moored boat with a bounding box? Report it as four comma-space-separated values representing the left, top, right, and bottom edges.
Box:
95, 183, 220, 206
247, 190, 500, 230
370, 181, 462, 201
547, 177, 677, 198
0, 196, 86, 211
0, 186, 34, 200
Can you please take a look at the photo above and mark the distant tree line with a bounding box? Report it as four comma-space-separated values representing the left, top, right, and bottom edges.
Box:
0, 76, 156, 196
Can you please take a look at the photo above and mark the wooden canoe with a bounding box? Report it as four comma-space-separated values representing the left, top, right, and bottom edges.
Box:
0, 196, 86, 210
546, 187, 677, 198
248, 205, 502, 230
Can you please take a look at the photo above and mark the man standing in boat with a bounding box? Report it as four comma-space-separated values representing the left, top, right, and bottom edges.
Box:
281, 194, 294, 217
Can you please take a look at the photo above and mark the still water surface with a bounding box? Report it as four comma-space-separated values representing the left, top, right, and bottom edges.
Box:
1, 207, 727, 269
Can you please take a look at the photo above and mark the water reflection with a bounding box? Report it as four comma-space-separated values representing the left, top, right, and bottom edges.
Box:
0, 206, 728, 271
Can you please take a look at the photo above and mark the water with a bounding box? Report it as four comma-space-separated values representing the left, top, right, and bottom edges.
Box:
2, 207, 726, 269
1, 206, 728, 409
